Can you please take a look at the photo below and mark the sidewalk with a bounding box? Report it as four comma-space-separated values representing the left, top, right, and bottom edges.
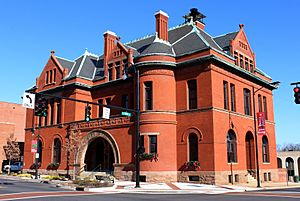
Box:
1, 175, 300, 194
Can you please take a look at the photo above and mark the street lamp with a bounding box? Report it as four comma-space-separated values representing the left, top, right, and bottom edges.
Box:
252, 81, 280, 188
123, 64, 141, 188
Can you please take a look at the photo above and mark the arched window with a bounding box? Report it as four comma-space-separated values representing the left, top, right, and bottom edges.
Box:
227, 130, 237, 163
53, 138, 61, 164
277, 158, 282, 168
262, 136, 269, 163
37, 140, 43, 163
189, 133, 198, 161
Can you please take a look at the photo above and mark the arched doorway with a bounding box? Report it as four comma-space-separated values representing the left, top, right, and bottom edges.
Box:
77, 130, 120, 174
84, 137, 114, 171
286, 157, 295, 177
245, 132, 255, 171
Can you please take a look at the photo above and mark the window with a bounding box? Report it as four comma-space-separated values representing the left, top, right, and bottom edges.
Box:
239, 55, 244, 68
38, 116, 42, 127
98, 99, 103, 118
263, 96, 268, 120
50, 99, 54, 125
130, 93, 134, 109
46, 71, 49, 84
53, 138, 61, 164
122, 94, 129, 109
250, 60, 254, 72
258, 94, 262, 112
108, 68, 113, 81
234, 51, 238, 66
227, 130, 237, 163
243, 88, 252, 115
188, 79, 197, 109
56, 99, 61, 124
140, 135, 144, 149
189, 133, 198, 161
115, 66, 120, 79
245, 58, 249, 71
106, 97, 111, 106
230, 84, 236, 112
149, 135, 157, 153
115, 61, 120, 79
49, 70, 53, 83
223, 81, 229, 110
53, 69, 56, 82
262, 136, 269, 163
144, 81, 153, 110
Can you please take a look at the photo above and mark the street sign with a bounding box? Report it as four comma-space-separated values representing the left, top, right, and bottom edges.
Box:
22, 92, 35, 109
31, 140, 37, 153
257, 112, 266, 135
35, 153, 39, 159
102, 107, 110, 119
121, 111, 132, 117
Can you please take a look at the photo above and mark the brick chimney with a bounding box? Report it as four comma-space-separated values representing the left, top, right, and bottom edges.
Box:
155, 10, 169, 41
104, 30, 117, 66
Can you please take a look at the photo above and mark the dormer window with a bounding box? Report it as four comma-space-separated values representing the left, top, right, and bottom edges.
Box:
245, 57, 249, 71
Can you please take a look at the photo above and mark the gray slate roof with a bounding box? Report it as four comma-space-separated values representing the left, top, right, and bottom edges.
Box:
55, 22, 238, 82
214, 31, 238, 50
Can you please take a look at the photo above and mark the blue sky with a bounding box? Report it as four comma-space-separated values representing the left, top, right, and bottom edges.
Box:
0, 0, 299, 145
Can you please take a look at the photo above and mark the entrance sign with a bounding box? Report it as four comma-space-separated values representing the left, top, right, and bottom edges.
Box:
257, 112, 266, 135
22, 93, 35, 109
102, 107, 110, 119
31, 140, 37, 153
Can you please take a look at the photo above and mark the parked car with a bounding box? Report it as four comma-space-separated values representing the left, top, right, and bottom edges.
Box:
4, 161, 23, 173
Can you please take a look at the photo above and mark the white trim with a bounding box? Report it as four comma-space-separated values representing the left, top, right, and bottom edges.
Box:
154, 10, 169, 18
55, 56, 74, 63
76, 54, 87, 76
67, 60, 77, 78
172, 28, 193, 46
140, 132, 160, 136
214, 30, 239, 39
103, 30, 117, 36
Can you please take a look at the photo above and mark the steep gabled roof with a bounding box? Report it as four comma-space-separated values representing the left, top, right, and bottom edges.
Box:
55, 22, 240, 82
56, 57, 74, 70
213, 31, 238, 50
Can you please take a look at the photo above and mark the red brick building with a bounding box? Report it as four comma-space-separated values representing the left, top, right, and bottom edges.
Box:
0, 102, 26, 170
24, 9, 279, 184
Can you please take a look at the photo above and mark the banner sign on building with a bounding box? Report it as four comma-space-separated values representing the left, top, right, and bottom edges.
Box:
257, 112, 266, 135
31, 140, 37, 153
102, 107, 110, 119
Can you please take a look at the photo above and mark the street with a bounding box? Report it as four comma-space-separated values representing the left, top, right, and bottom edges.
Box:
1, 177, 300, 200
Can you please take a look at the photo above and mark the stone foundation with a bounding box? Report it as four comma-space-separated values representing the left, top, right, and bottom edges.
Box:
177, 171, 215, 184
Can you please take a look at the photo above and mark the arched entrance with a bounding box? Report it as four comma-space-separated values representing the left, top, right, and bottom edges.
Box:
245, 132, 255, 171
84, 137, 114, 171
286, 157, 295, 177
77, 130, 120, 173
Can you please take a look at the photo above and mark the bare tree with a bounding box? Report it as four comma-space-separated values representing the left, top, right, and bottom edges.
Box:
3, 134, 20, 174
64, 129, 82, 179
277, 143, 300, 151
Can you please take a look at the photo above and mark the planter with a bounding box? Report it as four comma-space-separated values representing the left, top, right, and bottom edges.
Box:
184, 161, 200, 171
139, 153, 159, 162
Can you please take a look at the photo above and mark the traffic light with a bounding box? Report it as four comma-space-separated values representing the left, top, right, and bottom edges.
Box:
294, 87, 300, 104
34, 96, 48, 117
85, 105, 91, 121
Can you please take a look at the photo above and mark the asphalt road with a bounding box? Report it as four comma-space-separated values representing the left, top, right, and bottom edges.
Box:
0, 177, 300, 201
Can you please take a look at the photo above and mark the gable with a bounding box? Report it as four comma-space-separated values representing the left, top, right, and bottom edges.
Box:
36, 55, 65, 91
231, 27, 254, 60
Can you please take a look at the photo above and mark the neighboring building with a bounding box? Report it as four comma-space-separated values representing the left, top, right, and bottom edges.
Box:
0, 102, 26, 170
277, 151, 300, 179
24, 8, 278, 184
